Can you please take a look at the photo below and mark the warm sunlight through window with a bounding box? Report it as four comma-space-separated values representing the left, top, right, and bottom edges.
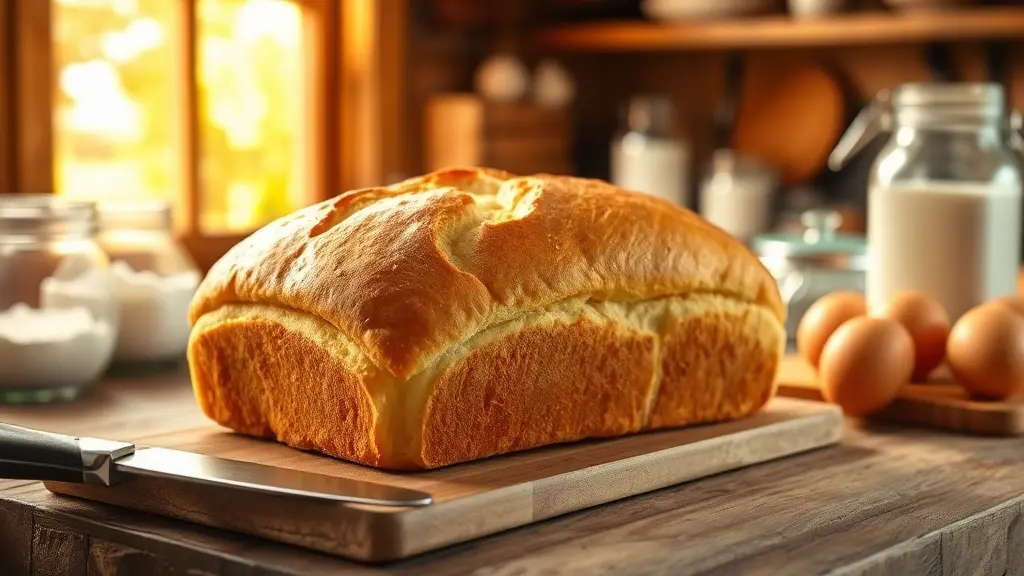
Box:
54, 0, 176, 205
197, 0, 304, 233
53, 0, 305, 233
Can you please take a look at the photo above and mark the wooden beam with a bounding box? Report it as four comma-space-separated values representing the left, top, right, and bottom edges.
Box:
303, 0, 339, 203
13, 0, 53, 193
173, 0, 200, 236
534, 8, 1024, 53
0, 0, 12, 193
379, 0, 407, 185
338, 0, 407, 191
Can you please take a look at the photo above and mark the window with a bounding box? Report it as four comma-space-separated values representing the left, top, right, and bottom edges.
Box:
53, 0, 316, 241
2, 0, 406, 269
54, 0, 179, 207
195, 0, 305, 233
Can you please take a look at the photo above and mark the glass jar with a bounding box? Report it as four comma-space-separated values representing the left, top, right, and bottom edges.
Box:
699, 149, 778, 244
96, 201, 201, 369
610, 95, 692, 208
753, 209, 867, 352
0, 196, 118, 403
831, 83, 1023, 323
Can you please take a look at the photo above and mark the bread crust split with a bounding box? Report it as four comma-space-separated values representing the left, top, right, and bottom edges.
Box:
187, 167, 786, 470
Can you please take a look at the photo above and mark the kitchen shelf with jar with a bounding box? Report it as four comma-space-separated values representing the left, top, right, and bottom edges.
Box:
533, 7, 1024, 52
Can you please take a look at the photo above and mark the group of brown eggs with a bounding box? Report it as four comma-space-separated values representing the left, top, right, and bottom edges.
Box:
796, 291, 1024, 417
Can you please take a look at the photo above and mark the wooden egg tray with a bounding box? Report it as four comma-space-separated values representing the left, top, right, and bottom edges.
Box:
776, 356, 1024, 436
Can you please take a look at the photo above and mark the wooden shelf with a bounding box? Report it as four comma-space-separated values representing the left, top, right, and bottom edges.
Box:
534, 8, 1024, 52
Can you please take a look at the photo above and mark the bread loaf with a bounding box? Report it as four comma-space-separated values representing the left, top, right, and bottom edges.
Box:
187, 167, 786, 470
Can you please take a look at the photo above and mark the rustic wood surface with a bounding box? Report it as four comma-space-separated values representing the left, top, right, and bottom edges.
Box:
777, 356, 1024, 436
1, 361, 1024, 574
43, 398, 840, 561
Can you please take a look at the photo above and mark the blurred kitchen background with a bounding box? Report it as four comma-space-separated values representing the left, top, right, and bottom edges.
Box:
3, 0, 1024, 395
1, 0, 1023, 272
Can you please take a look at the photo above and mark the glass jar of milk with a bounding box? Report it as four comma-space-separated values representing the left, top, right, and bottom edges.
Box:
96, 201, 201, 370
832, 83, 1023, 323
610, 95, 692, 208
0, 196, 119, 403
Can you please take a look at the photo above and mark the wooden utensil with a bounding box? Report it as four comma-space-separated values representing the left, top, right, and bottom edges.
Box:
45, 398, 841, 562
776, 356, 1024, 436
731, 64, 847, 186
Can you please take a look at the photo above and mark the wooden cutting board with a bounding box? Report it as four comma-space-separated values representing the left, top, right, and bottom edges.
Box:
776, 356, 1024, 436
45, 397, 841, 562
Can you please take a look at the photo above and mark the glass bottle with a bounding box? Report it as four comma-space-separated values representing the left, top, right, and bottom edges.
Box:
831, 83, 1023, 323
610, 95, 692, 208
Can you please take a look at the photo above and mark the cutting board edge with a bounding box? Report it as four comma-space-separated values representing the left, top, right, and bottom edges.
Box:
529, 403, 844, 521
42, 400, 844, 562
384, 401, 844, 560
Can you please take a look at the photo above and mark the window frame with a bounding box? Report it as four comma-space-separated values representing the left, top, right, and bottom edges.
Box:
1, 0, 406, 271
0, 0, 11, 194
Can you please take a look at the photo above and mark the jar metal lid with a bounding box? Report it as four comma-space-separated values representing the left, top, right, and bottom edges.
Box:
753, 209, 867, 271
0, 195, 98, 239
622, 94, 676, 135
892, 82, 1004, 111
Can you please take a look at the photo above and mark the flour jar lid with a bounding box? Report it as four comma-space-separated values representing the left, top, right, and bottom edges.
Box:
752, 209, 867, 271
0, 195, 98, 239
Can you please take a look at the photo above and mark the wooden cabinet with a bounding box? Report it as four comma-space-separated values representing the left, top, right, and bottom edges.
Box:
424, 95, 573, 175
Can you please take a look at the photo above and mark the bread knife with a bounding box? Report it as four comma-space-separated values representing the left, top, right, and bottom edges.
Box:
0, 423, 431, 507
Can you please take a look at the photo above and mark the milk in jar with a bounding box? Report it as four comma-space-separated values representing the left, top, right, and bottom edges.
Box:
610, 95, 692, 208
868, 180, 1021, 322
831, 83, 1023, 322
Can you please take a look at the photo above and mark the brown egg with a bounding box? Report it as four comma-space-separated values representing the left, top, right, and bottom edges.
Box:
797, 291, 867, 368
877, 291, 950, 381
818, 317, 914, 417
989, 295, 1024, 318
947, 302, 1024, 400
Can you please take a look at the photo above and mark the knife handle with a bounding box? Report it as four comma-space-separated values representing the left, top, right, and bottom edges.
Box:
0, 423, 85, 482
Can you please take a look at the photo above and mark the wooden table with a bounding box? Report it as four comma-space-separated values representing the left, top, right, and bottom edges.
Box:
1, 362, 1022, 576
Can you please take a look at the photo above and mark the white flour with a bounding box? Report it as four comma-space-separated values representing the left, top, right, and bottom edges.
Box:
110, 260, 200, 363
0, 303, 115, 389
0, 257, 118, 390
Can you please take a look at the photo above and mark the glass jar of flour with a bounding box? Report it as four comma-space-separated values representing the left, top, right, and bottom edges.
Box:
97, 201, 201, 370
830, 83, 1023, 323
0, 196, 118, 403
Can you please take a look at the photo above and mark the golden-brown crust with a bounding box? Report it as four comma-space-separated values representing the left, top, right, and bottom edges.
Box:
188, 295, 783, 470
187, 167, 787, 470
188, 318, 381, 467
648, 307, 781, 429
420, 317, 656, 468
189, 167, 784, 380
